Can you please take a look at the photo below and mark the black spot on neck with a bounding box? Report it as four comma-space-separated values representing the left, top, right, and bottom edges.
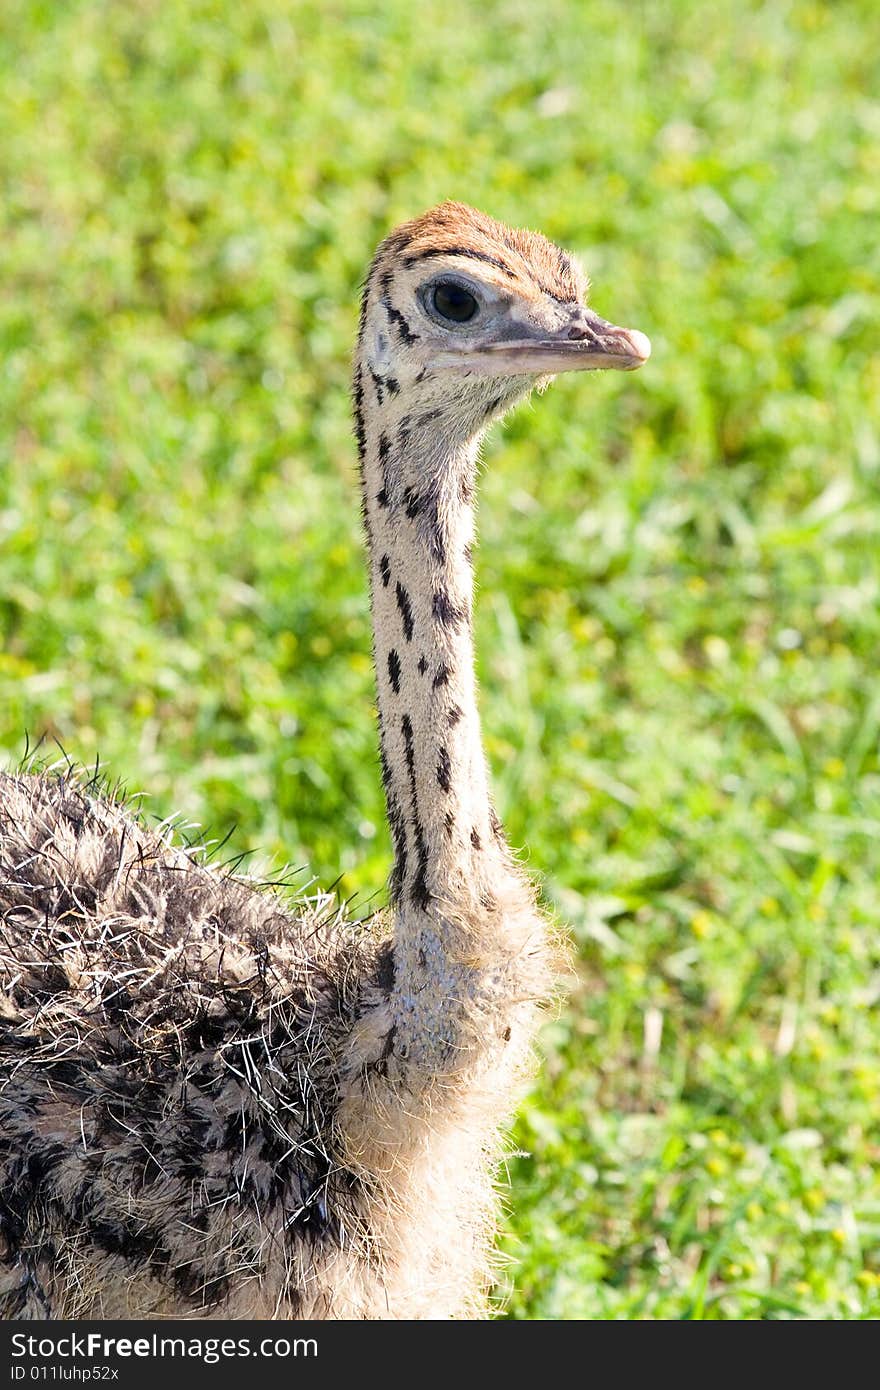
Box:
375, 432, 391, 508
428, 521, 447, 566
369, 367, 386, 406
437, 746, 451, 793
401, 713, 415, 772
387, 649, 401, 694
395, 582, 414, 642
387, 787, 408, 903
379, 554, 391, 587
379, 745, 393, 792
401, 713, 430, 908
433, 590, 466, 630
352, 368, 366, 461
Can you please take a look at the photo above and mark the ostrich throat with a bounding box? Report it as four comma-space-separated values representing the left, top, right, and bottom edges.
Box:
355, 361, 524, 1059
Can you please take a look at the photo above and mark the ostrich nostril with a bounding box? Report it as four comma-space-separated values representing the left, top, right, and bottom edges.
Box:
566, 323, 593, 341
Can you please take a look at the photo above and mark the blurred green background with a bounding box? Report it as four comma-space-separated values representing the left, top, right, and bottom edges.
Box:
2, 0, 879, 1318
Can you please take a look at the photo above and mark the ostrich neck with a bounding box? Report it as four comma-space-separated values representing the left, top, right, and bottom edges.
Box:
355, 366, 520, 1062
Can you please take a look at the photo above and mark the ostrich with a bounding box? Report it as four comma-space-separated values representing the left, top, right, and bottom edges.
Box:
0, 202, 649, 1320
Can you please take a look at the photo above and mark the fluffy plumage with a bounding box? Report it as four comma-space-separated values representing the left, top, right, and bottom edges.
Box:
0, 768, 382, 1317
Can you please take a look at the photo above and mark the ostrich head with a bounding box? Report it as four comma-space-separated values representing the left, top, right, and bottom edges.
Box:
358, 201, 650, 439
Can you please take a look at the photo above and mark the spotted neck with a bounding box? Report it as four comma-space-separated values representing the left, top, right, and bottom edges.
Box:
354, 363, 524, 1062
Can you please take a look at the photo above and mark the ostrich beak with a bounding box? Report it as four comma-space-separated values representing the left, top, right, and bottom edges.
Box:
435, 309, 651, 376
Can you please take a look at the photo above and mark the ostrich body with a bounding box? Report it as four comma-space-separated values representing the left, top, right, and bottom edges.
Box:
0, 203, 649, 1320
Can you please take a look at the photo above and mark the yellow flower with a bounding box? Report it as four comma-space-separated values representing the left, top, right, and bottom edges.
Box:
691, 911, 713, 939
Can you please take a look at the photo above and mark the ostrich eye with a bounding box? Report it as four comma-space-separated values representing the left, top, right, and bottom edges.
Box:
431, 282, 479, 324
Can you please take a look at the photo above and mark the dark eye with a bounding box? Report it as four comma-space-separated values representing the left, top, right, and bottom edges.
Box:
431, 282, 479, 323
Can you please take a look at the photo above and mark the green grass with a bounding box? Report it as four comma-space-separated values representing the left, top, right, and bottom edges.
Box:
2, 0, 879, 1319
